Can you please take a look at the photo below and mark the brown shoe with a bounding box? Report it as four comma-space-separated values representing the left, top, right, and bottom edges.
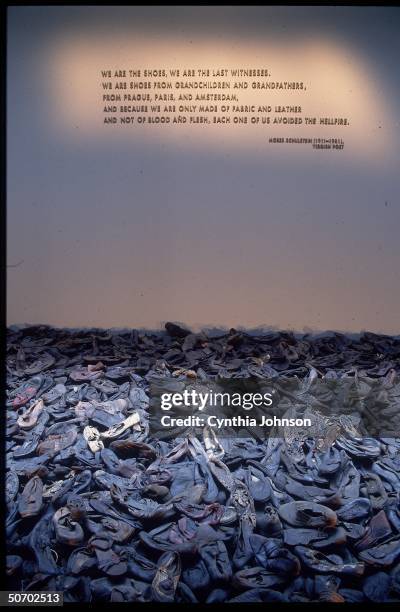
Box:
53, 507, 85, 546
37, 425, 78, 455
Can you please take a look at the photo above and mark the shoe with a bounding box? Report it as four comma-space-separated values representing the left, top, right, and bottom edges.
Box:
90, 577, 148, 602
283, 527, 347, 548
182, 559, 210, 592
283, 476, 339, 507
145, 466, 172, 486
341, 521, 366, 542
192, 460, 219, 504
17, 399, 44, 429
232, 517, 254, 569
358, 537, 400, 566
53, 507, 84, 545
92, 379, 120, 395
70, 367, 104, 382
125, 497, 171, 521
314, 575, 344, 602
66, 494, 87, 520
18, 475, 43, 517
151, 551, 181, 602
278, 501, 337, 528
249, 535, 301, 575
110, 579, 151, 602
100, 448, 121, 474
165, 322, 190, 338
13, 434, 41, 458
337, 498, 371, 522
64, 469, 92, 498
229, 589, 288, 603
336, 437, 381, 459
363, 572, 394, 602
110, 439, 156, 460
26, 505, 59, 574
10, 454, 50, 479
338, 589, 365, 602
6, 471, 19, 506
88, 535, 128, 576
354, 510, 392, 552
100, 412, 141, 439
141, 484, 170, 500
124, 545, 157, 582
83, 426, 104, 453
360, 472, 388, 510
10, 375, 44, 408
294, 546, 365, 575
89, 577, 116, 602
6, 555, 23, 576
315, 447, 341, 475
199, 540, 232, 581
206, 589, 230, 603
219, 505, 238, 526
43, 478, 74, 503
37, 425, 78, 455
174, 500, 224, 525
230, 480, 256, 526
94, 469, 142, 492
259, 505, 282, 536
90, 408, 126, 429
24, 353, 55, 375
86, 515, 135, 543
42, 383, 67, 404
105, 366, 132, 382
335, 458, 361, 500
244, 465, 272, 504
88, 497, 138, 530
233, 567, 286, 589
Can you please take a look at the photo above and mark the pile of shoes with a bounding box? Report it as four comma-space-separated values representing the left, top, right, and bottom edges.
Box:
5, 323, 400, 602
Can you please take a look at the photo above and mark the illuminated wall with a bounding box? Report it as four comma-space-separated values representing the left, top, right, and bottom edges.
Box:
7, 6, 400, 333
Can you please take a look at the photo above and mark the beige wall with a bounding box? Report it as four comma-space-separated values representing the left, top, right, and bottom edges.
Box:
7, 7, 400, 333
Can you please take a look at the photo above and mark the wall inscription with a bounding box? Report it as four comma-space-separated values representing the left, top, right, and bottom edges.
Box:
100, 66, 349, 150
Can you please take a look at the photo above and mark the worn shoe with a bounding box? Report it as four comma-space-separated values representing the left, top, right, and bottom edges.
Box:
53, 507, 84, 545
17, 399, 44, 430
18, 475, 43, 517
278, 501, 337, 528
151, 551, 181, 602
